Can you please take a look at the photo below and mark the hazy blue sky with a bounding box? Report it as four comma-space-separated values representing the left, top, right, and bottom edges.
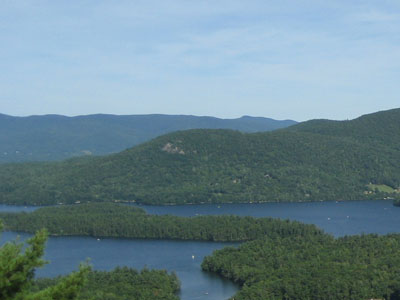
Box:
1, 1, 399, 121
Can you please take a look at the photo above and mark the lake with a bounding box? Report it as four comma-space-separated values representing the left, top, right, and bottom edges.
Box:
1, 200, 400, 300
135, 199, 400, 237
0, 231, 237, 300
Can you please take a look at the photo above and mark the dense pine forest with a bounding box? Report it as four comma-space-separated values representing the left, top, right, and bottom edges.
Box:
0, 108, 399, 206
32, 267, 180, 300
0, 203, 322, 242
202, 233, 400, 300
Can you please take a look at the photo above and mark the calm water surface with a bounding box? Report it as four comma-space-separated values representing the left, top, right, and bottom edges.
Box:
1, 200, 400, 300
136, 199, 400, 237
0, 231, 237, 300
0, 204, 38, 212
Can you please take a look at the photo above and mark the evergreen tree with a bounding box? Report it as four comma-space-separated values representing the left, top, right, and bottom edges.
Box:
0, 222, 89, 300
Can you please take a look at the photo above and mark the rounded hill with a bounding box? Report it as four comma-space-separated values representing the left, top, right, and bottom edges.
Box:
0, 109, 399, 205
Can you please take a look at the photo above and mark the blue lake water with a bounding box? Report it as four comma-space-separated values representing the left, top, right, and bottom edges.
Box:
1, 200, 400, 300
0, 231, 237, 300
0, 204, 38, 212
135, 199, 400, 237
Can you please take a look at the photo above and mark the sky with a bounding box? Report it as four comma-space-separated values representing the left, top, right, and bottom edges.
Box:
0, 0, 399, 121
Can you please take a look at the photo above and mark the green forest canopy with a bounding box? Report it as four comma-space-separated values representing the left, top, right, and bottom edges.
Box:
3, 204, 400, 300
32, 267, 180, 300
202, 233, 400, 300
0, 223, 89, 300
0, 202, 323, 242
0, 108, 399, 206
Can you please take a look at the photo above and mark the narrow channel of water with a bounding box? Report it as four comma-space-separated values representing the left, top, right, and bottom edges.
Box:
134, 199, 400, 237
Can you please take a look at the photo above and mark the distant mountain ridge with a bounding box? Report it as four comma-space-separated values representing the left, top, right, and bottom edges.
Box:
0, 108, 399, 206
0, 113, 296, 163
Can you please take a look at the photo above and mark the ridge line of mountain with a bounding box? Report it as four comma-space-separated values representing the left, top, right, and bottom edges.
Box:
0, 108, 399, 206
0, 113, 297, 163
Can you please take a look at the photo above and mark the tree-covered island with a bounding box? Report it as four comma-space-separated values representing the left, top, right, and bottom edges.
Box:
1, 108, 400, 299
3, 204, 400, 299
0, 203, 322, 242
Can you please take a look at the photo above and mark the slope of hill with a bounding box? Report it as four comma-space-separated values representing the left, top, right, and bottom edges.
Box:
0, 108, 399, 206
0, 113, 296, 163
288, 108, 400, 150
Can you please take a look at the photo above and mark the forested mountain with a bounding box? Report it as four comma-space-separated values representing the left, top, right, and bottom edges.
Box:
288, 108, 400, 150
0, 108, 399, 205
0, 113, 296, 163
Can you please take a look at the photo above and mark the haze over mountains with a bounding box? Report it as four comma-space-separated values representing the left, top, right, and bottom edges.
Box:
0, 108, 399, 206
0, 113, 296, 163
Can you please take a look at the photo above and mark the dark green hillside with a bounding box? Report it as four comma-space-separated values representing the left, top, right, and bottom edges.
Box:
0, 113, 295, 163
0, 108, 399, 206
289, 108, 400, 150
0, 203, 322, 242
